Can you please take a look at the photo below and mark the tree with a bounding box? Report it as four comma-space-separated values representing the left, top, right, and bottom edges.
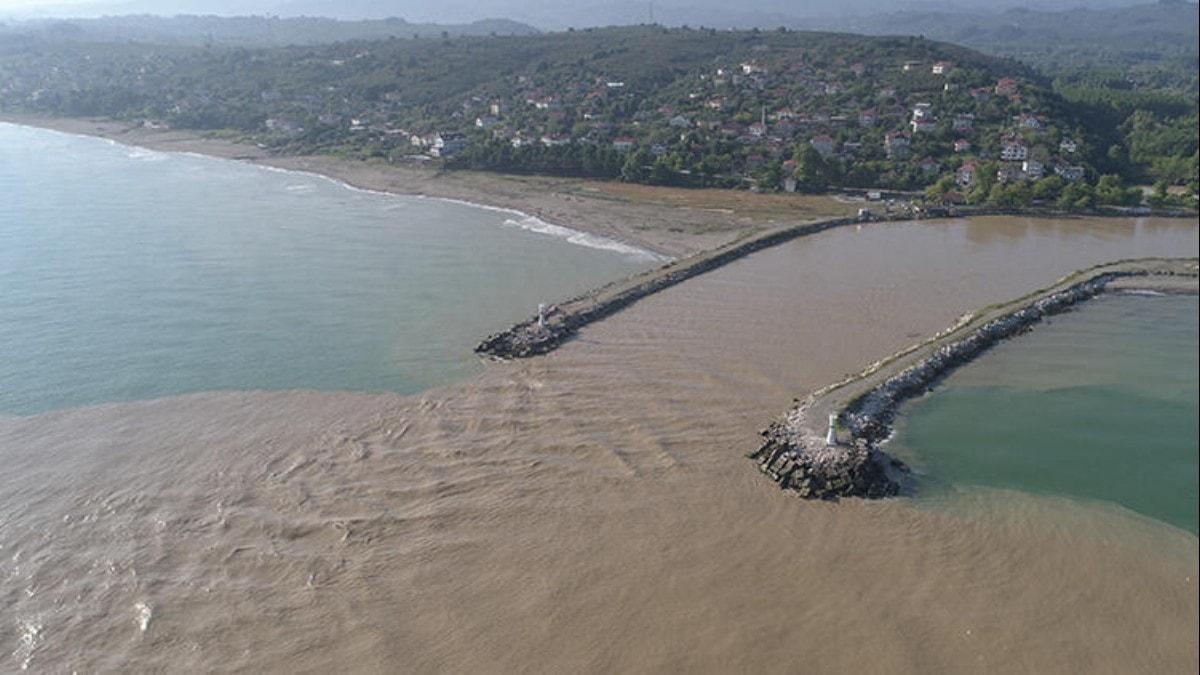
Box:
1032, 176, 1065, 202
791, 144, 828, 193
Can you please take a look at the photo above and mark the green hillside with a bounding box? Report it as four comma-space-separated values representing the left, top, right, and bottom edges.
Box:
1, 25, 1192, 205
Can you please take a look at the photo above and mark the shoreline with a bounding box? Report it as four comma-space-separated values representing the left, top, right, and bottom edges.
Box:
749, 257, 1199, 500
0, 114, 867, 258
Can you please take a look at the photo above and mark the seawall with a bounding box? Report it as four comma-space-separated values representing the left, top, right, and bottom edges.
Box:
748, 258, 1199, 500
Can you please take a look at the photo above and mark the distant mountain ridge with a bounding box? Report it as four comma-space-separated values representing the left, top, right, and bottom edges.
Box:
0, 14, 539, 45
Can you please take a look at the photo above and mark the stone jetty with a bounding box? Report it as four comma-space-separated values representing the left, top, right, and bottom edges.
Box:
749, 258, 1198, 500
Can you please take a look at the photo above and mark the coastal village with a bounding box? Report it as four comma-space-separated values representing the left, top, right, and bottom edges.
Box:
0, 28, 1128, 205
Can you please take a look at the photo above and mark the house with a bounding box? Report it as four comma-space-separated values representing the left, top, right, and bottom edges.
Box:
741, 61, 766, 75
429, 133, 468, 158
954, 138, 972, 153
489, 100, 508, 116
902, 60, 921, 72
994, 77, 1019, 96
970, 87, 992, 103
1000, 139, 1029, 161
918, 157, 941, 173
540, 134, 571, 147
911, 118, 937, 134
858, 109, 877, 127
1055, 163, 1085, 182
952, 113, 974, 132
912, 102, 934, 120
810, 134, 835, 158
884, 131, 911, 159
841, 141, 862, 156
650, 143, 668, 157
996, 164, 1023, 183
1059, 138, 1079, 154
956, 162, 976, 186
748, 122, 768, 138
1018, 114, 1043, 130
668, 115, 691, 128
612, 137, 636, 152
475, 115, 499, 130
932, 61, 953, 75
264, 117, 303, 135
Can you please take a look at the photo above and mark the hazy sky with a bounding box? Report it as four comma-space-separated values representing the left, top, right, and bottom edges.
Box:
0, 0, 1156, 25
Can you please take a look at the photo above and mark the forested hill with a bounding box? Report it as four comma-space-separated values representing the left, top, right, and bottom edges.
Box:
0, 15, 539, 46
1, 26, 1193, 206
807, 2, 1199, 90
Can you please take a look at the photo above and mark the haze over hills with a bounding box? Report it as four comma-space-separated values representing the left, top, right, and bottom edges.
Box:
0, 14, 538, 44
0, 0, 1165, 26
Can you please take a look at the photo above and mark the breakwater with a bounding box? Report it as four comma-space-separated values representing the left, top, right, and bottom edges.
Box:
476, 207, 1196, 359
749, 258, 1198, 500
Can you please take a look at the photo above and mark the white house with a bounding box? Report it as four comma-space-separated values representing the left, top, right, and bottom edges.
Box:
911, 118, 937, 134
429, 133, 468, 157
1022, 159, 1045, 180
1059, 138, 1079, 154
1001, 140, 1029, 161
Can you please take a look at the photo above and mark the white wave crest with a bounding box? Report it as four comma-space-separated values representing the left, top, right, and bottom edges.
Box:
126, 148, 166, 162
13, 618, 43, 670
500, 215, 668, 261
135, 601, 153, 632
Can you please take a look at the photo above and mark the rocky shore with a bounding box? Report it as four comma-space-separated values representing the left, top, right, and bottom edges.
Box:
749, 258, 1198, 500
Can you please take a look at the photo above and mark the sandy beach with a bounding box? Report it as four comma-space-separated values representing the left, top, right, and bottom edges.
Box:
0, 114, 862, 258
2, 213, 1197, 672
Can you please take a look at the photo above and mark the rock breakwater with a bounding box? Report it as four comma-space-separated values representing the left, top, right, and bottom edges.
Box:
750, 259, 1197, 500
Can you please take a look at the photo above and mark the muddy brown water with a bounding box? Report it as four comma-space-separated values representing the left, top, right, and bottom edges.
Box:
2, 216, 1197, 672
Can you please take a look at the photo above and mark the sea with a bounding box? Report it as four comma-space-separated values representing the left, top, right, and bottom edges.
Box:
0, 123, 1196, 672
889, 292, 1199, 534
0, 122, 655, 414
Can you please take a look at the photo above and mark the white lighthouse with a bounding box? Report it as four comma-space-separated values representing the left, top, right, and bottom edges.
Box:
825, 413, 838, 445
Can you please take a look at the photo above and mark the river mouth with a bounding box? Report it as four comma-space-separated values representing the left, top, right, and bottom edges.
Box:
887, 292, 1199, 534
1, 202, 1197, 669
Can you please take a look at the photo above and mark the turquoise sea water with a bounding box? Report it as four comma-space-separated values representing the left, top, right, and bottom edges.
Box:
0, 123, 653, 414
890, 293, 1200, 533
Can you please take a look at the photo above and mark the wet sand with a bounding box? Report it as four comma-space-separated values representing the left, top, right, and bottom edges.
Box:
1, 215, 1197, 672
0, 115, 861, 258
